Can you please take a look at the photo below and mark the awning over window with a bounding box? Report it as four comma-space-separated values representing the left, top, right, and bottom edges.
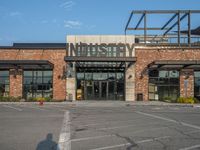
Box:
148, 60, 200, 70
0, 60, 54, 69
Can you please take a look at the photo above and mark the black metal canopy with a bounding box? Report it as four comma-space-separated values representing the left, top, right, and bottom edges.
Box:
177, 26, 200, 36
64, 56, 136, 62
148, 60, 200, 70
65, 56, 136, 70
0, 60, 54, 70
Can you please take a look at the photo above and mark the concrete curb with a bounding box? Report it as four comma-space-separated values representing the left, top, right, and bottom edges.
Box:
0, 101, 199, 108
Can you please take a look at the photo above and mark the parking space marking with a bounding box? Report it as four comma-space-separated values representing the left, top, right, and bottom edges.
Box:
52, 105, 68, 109
24, 105, 48, 111
97, 124, 144, 130
82, 126, 200, 150
96, 119, 164, 131
57, 111, 71, 150
74, 118, 147, 129
73, 115, 153, 127
136, 111, 200, 130
2, 105, 22, 111
179, 144, 200, 150
152, 107, 162, 110
88, 136, 170, 150
71, 126, 168, 142
44, 106, 67, 112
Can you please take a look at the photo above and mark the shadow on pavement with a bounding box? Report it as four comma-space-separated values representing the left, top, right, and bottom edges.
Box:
36, 133, 57, 150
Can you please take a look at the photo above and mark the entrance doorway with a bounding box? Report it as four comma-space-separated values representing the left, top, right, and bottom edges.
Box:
76, 71, 125, 100
93, 81, 108, 100
85, 81, 112, 100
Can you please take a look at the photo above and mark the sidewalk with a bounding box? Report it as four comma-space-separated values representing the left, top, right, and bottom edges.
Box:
0, 100, 200, 108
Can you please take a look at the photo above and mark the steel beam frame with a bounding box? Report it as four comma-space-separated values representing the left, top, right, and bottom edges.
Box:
125, 10, 200, 45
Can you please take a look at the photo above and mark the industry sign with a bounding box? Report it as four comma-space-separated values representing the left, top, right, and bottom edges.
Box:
67, 43, 134, 57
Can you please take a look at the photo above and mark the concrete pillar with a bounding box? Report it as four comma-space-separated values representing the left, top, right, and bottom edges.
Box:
180, 69, 194, 98
66, 63, 76, 101
125, 64, 135, 101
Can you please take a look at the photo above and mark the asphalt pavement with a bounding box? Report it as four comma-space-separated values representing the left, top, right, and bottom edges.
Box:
0, 102, 200, 150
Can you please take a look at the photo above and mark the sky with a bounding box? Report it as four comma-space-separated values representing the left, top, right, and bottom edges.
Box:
0, 0, 199, 45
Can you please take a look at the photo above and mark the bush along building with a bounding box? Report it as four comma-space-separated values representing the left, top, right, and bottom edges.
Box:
0, 10, 200, 102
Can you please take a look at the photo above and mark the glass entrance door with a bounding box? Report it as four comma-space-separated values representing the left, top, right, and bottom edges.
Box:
93, 81, 107, 100
94, 81, 100, 99
108, 81, 115, 100
77, 71, 125, 100
101, 81, 107, 99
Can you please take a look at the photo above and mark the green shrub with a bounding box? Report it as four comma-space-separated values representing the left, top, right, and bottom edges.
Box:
161, 97, 176, 103
177, 97, 198, 104
44, 97, 52, 102
36, 97, 45, 102
0, 96, 21, 102
26, 97, 52, 102
193, 97, 200, 103
26, 97, 37, 102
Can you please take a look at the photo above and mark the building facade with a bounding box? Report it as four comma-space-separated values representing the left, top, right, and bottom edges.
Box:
0, 43, 66, 101
0, 35, 200, 102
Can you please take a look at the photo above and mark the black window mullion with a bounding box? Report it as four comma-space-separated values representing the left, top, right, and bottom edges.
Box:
42, 71, 44, 97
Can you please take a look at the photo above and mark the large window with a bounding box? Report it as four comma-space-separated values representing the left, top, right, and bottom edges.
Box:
149, 70, 179, 101
0, 71, 9, 97
23, 70, 53, 99
194, 72, 200, 99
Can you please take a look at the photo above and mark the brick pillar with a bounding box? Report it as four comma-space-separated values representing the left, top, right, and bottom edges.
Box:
9, 69, 23, 97
135, 75, 149, 101
53, 64, 66, 101
180, 69, 194, 98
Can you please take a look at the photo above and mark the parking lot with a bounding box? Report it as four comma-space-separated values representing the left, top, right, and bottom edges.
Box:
0, 102, 200, 150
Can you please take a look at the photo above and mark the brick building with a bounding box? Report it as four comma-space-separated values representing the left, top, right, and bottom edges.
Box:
0, 10, 200, 102
0, 43, 66, 101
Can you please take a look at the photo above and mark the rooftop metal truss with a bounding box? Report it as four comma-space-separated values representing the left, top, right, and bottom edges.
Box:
125, 10, 200, 46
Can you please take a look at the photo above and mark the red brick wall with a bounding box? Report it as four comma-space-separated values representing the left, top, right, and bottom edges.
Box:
135, 48, 200, 101
9, 69, 23, 97
0, 49, 66, 100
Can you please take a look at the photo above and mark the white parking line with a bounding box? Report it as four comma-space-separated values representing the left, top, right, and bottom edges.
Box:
24, 105, 48, 111
73, 115, 152, 127
71, 126, 168, 142
179, 144, 200, 150
52, 105, 67, 109
89, 136, 170, 150
52, 106, 68, 112
85, 128, 200, 150
2, 105, 22, 111
96, 119, 162, 131
57, 111, 71, 150
136, 111, 200, 130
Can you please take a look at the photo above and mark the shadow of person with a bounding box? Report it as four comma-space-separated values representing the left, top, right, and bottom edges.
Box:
36, 133, 57, 150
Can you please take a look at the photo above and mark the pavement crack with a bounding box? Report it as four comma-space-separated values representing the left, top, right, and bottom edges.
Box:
114, 133, 138, 150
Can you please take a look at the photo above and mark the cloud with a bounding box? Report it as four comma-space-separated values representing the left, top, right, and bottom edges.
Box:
86, 25, 96, 30
52, 19, 57, 23
60, 1, 75, 10
64, 20, 82, 28
9, 11, 22, 17
41, 20, 48, 24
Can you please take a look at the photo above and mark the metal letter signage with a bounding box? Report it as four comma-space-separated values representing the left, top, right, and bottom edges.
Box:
66, 43, 134, 57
